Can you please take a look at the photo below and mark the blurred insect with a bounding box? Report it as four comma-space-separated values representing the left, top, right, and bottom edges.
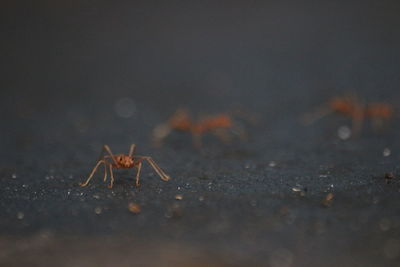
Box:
303, 95, 394, 135
80, 144, 170, 188
153, 108, 252, 148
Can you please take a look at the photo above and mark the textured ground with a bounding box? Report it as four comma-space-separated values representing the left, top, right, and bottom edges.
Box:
1, 1, 400, 266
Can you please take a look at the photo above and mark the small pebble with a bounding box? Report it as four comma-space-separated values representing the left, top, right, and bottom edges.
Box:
321, 193, 334, 207
17, 212, 24, 219
175, 194, 183, 200
326, 193, 334, 201
94, 207, 102, 214
128, 203, 141, 214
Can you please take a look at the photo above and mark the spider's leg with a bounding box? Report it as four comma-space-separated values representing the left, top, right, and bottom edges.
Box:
138, 156, 171, 181
80, 160, 105, 187
103, 145, 118, 165
108, 164, 115, 189
129, 144, 137, 157
103, 161, 108, 182
135, 162, 142, 187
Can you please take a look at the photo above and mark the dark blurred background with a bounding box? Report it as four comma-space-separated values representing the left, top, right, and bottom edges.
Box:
2, 0, 400, 155
1, 1, 400, 266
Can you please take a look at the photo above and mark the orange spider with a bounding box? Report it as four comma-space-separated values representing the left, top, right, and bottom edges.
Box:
80, 144, 170, 188
153, 109, 246, 148
303, 95, 394, 134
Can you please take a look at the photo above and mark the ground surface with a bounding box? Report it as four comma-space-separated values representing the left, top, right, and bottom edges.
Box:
1, 1, 400, 266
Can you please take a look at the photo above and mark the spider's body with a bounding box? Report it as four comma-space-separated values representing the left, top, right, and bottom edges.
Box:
80, 144, 170, 188
304, 95, 394, 135
192, 114, 233, 136
328, 97, 363, 117
112, 154, 135, 169
153, 109, 245, 148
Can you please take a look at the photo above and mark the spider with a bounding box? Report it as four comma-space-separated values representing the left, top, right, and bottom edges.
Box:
303, 95, 394, 135
80, 144, 170, 188
152, 108, 248, 148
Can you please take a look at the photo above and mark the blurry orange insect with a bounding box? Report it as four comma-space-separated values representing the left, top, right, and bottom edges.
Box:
153, 108, 249, 148
303, 95, 394, 135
